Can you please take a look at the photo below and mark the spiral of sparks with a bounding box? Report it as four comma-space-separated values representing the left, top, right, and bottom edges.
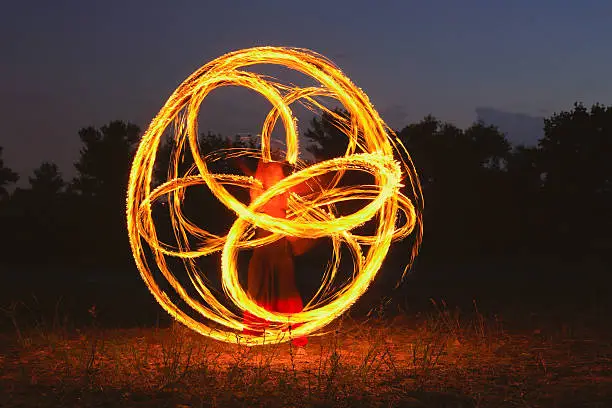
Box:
126, 47, 423, 345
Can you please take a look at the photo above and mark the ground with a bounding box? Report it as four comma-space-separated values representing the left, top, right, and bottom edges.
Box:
1, 303, 611, 407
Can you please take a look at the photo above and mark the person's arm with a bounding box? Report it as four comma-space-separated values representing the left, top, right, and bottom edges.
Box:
235, 157, 254, 177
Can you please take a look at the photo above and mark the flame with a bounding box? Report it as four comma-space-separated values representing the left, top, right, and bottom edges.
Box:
126, 47, 423, 345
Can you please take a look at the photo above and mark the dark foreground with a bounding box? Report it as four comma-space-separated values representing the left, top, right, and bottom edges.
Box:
2, 257, 611, 407
1, 305, 611, 407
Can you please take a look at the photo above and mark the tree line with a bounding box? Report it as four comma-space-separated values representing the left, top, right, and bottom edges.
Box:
0, 102, 610, 271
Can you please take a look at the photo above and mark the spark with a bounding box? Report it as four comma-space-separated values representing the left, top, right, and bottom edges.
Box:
126, 47, 423, 345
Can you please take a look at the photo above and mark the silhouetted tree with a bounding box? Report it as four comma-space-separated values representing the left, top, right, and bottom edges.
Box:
0, 146, 18, 200
304, 108, 350, 160
398, 116, 511, 258
538, 102, 612, 257
462, 122, 512, 252
72, 121, 140, 199
29, 162, 64, 195
2, 102, 608, 275
506, 145, 541, 189
504, 145, 545, 253
70, 120, 141, 266
5, 162, 68, 263
464, 121, 511, 169
0, 146, 20, 263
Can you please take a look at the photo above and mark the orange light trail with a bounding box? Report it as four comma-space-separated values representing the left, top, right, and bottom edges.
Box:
126, 47, 423, 345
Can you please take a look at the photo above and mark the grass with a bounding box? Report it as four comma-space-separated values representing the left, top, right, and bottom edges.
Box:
1, 299, 611, 407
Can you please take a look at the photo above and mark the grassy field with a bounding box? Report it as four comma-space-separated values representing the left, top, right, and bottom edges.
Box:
1, 298, 611, 407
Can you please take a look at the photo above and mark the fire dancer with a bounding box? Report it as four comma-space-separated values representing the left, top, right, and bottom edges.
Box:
238, 157, 310, 347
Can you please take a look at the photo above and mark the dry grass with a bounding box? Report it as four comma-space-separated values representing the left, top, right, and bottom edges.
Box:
1, 300, 611, 407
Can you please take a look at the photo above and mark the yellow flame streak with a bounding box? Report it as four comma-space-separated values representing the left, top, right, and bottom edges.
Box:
126, 47, 423, 345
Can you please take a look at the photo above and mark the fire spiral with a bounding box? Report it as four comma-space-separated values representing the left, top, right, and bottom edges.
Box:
126, 47, 423, 345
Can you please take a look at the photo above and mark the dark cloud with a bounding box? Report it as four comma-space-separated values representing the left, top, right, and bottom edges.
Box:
475, 107, 544, 146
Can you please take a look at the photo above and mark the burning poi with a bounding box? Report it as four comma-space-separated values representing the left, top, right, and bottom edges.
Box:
126, 47, 423, 346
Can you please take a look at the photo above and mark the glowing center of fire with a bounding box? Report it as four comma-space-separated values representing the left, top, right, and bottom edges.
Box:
126, 47, 423, 345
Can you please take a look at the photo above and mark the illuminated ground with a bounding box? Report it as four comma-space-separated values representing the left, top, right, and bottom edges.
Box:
1, 310, 611, 407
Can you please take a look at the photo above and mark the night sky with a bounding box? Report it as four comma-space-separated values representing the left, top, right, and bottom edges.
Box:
2, 0, 611, 183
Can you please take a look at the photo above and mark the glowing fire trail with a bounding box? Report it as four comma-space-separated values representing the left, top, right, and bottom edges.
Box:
126, 47, 423, 345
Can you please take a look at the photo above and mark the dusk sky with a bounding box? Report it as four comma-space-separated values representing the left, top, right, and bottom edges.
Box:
2, 0, 612, 183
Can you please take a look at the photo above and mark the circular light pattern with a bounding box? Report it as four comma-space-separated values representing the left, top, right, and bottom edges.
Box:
126, 47, 423, 345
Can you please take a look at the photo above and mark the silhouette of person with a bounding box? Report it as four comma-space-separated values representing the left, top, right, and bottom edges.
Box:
238, 157, 309, 347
